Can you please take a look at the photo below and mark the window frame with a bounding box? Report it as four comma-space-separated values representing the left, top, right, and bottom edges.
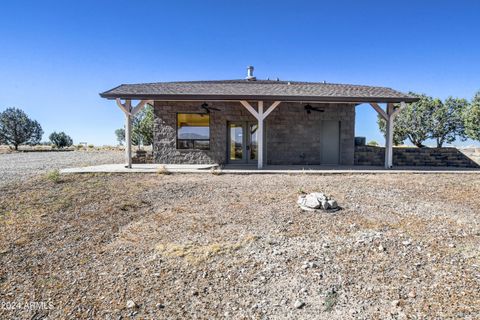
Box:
176, 112, 211, 150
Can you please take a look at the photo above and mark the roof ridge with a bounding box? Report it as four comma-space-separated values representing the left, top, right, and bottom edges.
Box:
114, 79, 394, 89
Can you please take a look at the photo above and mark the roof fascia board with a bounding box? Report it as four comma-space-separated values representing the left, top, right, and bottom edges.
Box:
99, 94, 418, 103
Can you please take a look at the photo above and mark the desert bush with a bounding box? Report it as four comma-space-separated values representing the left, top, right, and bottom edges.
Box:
157, 165, 170, 175
210, 167, 222, 175
33, 145, 52, 151
324, 289, 339, 312
46, 169, 61, 183
49, 131, 73, 148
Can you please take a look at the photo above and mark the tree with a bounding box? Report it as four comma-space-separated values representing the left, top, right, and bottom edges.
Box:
115, 128, 125, 145
133, 105, 154, 146
464, 90, 480, 141
429, 97, 468, 147
115, 104, 154, 147
49, 131, 73, 148
377, 114, 407, 146
377, 93, 439, 147
0, 108, 43, 150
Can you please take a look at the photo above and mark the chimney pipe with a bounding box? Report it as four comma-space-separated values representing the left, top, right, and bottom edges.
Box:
246, 66, 256, 80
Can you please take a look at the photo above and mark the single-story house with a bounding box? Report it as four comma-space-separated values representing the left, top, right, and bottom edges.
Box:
100, 66, 418, 169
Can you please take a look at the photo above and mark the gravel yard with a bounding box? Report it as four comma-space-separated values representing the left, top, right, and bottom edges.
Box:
0, 151, 123, 187
0, 173, 479, 319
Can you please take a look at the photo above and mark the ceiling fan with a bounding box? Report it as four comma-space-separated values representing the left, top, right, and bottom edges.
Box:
201, 103, 220, 113
304, 104, 324, 114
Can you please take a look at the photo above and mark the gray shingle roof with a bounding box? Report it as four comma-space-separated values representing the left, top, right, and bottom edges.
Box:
100, 79, 418, 103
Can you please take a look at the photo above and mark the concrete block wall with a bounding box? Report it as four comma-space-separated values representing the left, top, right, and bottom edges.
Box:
153, 101, 356, 165
355, 146, 480, 167
265, 103, 355, 165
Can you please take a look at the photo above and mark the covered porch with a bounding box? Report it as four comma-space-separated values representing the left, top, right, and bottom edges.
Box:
100, 68, 418, 169
113, 98, 407, 169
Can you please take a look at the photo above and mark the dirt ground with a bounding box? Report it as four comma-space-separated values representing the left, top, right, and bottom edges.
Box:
0, 173, 479, 319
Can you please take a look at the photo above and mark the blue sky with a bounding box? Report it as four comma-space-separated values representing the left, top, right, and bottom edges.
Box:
1, 0, 479, 146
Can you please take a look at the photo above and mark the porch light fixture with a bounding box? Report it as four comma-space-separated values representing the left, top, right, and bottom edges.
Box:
304, 104, 324, 114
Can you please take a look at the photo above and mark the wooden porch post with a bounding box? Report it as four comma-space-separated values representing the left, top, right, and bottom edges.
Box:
125, 110, 133, 168
370, 102, 406, 169
385, 103, 394, 169
257, 101, 264, 168
115, 99, 152, 169
240, 100, 281, 169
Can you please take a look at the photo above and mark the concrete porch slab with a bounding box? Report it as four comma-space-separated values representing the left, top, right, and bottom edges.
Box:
60, 164, 217, 173
60, 163, 480, 174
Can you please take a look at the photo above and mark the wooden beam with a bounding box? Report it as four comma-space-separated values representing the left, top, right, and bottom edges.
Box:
369, 102, 388, 120
263, 101, 281, 118
131, 100, 150, 116
240, 100, 259, 120
115, 98, 129, 114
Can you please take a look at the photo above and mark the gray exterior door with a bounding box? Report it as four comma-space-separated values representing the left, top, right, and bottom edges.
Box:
321, 121, 340, 165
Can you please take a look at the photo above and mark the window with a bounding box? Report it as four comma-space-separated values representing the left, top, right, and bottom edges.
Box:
177, 113, 210, 150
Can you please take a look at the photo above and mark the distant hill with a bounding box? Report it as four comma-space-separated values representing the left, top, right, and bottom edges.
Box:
178, 133, 209, 139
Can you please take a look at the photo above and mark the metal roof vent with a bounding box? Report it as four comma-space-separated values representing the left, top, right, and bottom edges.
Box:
246, 66, 256, 81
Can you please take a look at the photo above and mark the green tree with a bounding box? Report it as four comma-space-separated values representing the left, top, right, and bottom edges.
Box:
49, 131, 73, 148
464, 91, 480, 141
377, 114, 407, 146
430, 97, 468, 147
116, 105, 154, 147
0, 107, 43, 150
133, 104, 154, 146
377, 93, 438, 147
115, 128, 125, 145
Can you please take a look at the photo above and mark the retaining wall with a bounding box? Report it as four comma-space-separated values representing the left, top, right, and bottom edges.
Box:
354, 146, 479, 167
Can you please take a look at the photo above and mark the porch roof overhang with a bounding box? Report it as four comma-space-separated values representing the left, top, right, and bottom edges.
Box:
99, 80, 419, 104
103, 79, 419, 170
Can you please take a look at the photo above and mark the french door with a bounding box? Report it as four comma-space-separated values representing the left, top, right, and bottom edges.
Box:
227, 122, 259, 164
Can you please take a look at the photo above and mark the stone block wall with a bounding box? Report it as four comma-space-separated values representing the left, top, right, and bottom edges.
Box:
153, 101, 356, 165
355, 146, 479, 167
132, 150, 154, 164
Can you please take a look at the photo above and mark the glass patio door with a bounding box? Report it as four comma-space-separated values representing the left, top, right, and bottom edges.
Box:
248, 122, 258, 163
228, 122, 259, 164
228, 122, 245, 163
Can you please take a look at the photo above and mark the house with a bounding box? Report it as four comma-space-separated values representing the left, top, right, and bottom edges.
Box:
100, 67, 418, 169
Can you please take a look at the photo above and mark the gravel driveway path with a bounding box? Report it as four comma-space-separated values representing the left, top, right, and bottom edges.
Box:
1, 173, 479, 319
0, 151, 123, 187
